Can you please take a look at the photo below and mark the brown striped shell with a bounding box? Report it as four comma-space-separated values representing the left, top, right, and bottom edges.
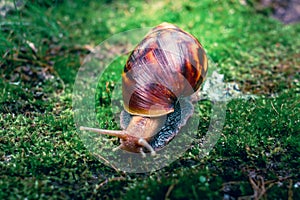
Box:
122, 23, 208, 117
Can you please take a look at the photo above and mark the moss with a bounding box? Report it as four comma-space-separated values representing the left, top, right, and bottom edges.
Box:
1, 0, 299, 199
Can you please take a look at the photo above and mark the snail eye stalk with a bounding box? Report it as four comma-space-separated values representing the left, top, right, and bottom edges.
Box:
80, 126, 129, 140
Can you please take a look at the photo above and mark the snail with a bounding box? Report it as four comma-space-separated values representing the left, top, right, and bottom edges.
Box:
80, 22, 208, 157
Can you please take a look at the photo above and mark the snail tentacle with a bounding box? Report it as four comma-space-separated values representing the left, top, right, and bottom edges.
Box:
79, 126, 128, 140
139, 148, 146, 158
138, 138, 156, 156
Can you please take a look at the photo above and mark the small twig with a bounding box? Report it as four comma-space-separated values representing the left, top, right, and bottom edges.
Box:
232, 175, 295, 200
90, 176, 126, 199
271, 101, 279, 115
6, 57, 51, 68
96, 154, 121, 174
264, 175, 292, 185
94, 176, 126, 191
221, 180, 245, 191
165, 183, 176, 200
238, 196, 253, 200
249, 176, 259, 199
257, 176, 266, 199
2, 50, 9, 60
252, 175, 266, 199
265, 182, 275, 193
288, 179, 293, 200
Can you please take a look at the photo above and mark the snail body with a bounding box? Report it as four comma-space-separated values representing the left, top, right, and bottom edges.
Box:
80, 23, 208, 156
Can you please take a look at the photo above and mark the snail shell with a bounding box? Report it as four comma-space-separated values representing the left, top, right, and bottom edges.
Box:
123, 23, 207, 116
80, 22, 208, 157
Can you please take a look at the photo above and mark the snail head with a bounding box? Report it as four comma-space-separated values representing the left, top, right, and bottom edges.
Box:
79, 126, 156, 156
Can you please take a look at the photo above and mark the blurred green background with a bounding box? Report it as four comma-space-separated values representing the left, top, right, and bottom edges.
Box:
0, 0, 299, 199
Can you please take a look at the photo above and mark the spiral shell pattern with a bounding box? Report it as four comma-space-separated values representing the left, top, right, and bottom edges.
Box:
122, 23, 208, 117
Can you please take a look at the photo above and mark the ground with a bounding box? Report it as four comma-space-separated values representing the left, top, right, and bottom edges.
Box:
0, 0, 299, 199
